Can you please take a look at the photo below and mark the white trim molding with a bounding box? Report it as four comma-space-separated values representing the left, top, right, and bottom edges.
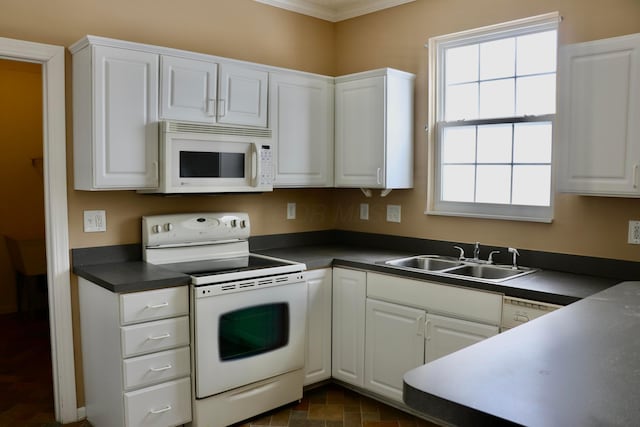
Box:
254, 0, 415, 22
0, 37, 77, 423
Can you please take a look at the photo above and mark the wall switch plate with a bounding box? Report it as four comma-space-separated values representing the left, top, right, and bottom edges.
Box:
84, 210, 106, 232
386, 205, 401, 223
628, 220, 640, 244
360, 203, 369, 220
287, 203, 296, 220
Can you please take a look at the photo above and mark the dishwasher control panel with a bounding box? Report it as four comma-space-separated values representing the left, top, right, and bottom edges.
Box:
501, 296, 561, 330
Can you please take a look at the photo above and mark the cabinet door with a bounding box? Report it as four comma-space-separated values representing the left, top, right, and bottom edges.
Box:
364, 298, 425, 402
335, 76, 385, 188
556, 34, 640, 196
218, 63, 268, 127
332, 268, 366, 387
304, 269, 332, 385
425, 313, 498, 363
270, 72, 334, 187
160, 55, 218, 123
93, 45, 159, 189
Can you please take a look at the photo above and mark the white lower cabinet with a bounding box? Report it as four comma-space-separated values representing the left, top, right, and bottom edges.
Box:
304, 268, 333, 385
364, 299, 425, 401
331, 268, 366, 387
79, 279, 191, 427
424, 313, 498, 363
362, 272, 502, 403
124, 378, 192, 427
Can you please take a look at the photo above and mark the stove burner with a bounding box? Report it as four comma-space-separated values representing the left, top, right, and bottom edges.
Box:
162, 254, 294, 277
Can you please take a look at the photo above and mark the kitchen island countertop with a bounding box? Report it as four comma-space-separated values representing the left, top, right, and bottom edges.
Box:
403, 280, 640, 426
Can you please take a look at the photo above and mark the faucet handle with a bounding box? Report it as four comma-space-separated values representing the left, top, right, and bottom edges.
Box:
487, 250, 500, 264
508, 247, 520, 268
453, 246, 465, 260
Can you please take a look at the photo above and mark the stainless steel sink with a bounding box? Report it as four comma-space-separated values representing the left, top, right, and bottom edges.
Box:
382, 255, 536, 283
445, 264, 534, 281
384, 255, 463, 271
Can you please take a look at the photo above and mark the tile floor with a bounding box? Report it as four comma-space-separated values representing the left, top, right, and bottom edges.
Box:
232, 383, 441, 427
0, 313, 439, 427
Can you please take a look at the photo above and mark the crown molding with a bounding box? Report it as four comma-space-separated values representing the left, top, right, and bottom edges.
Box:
254, 0, 415, 22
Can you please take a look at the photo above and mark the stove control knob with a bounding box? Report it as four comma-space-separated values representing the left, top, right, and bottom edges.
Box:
230, 219, 238, 227
152, 224, 161, 234
240, 220, 247, 228
163, 223, 173, 232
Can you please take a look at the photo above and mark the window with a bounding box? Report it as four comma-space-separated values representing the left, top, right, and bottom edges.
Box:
427, 13, 560, 222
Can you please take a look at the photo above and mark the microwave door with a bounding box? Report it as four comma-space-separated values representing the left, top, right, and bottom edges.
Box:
170, 138, 253, 191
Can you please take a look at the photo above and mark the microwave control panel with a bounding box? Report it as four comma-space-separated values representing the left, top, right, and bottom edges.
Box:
259, 145, 274, 185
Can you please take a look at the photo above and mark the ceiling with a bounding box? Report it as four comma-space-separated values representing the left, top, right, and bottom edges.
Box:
254, 0, 416, 22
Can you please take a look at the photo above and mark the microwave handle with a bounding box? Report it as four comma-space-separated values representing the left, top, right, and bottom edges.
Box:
251, 145, 259, 186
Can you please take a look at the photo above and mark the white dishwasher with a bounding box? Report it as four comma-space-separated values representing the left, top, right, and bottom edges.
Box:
501, 296, 561, 332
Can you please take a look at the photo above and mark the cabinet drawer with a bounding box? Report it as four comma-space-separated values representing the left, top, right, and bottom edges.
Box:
121, 316, 189, 358
123, 347, 191, 391
124, 377, 191, 427
120, 287, 188, 325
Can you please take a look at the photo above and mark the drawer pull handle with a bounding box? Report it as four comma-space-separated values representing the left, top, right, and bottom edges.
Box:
148, 333, 171, 341
149, 405, 172, 415
149, 364, 173, 372
146, 302, 169, 309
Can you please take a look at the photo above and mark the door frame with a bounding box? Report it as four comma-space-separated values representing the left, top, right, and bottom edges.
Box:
0, 37, 77, 423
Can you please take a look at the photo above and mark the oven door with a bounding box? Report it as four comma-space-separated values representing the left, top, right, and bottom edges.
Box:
193, 279, 306, 398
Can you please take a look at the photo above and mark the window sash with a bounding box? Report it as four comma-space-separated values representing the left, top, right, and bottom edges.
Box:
426, 12, 560, 222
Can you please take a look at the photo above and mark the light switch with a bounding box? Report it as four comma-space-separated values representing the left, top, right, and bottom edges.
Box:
360, 203, 369, 220
287, 203, 296, 220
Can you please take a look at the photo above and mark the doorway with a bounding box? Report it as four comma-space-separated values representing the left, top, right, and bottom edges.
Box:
0, 37, 76, 423
0, 57, 54, 423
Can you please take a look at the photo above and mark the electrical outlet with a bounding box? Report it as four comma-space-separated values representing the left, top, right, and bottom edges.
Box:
360, 203, 369, 220
287, 203, 296, 220
84, 210, 106, 232
386, 205, 401, 223
628, 220, 640, 244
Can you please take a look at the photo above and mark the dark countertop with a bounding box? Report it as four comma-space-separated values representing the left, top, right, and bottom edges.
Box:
74, 261, 190, 293
72, 243, 619, 302
256, 245, 618, 305
403, 280, 640, 427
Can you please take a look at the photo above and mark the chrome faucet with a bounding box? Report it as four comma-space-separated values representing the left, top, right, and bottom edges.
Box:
508, 247, 520, 269
473, 242, 480, 260
487, 250, 500, 264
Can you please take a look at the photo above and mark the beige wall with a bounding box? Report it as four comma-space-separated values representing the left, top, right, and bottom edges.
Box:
0, 59, 45, 313
333, 0, 640, 261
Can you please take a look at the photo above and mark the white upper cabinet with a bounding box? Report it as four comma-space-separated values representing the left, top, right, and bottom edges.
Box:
269, 72, 334, 187
160, 57, 268, 127
556, 33, 640, 196
160, 55, 218, 123
218, 63, 268, 127
72, 42, 159, 190
335, 68, 414, 190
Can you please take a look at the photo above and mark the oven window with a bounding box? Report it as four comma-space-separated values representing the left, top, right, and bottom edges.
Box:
180, 151, 245, 178
218, 303, 289, 361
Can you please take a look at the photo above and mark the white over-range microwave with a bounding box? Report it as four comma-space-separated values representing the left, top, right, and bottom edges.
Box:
141, 121, 274, 194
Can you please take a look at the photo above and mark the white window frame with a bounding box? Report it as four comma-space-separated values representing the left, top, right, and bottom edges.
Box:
426, 12, 561, 223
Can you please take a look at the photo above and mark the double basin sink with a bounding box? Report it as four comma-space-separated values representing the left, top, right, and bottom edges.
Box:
382, 255, 536, 283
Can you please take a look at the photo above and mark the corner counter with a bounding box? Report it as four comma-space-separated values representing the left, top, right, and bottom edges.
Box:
403, 281, 640, 426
